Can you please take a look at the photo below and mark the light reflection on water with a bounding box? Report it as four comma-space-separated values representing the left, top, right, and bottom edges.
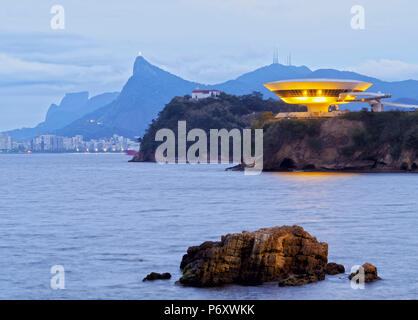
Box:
271, 171, 359, 182
0, 154, 417, 299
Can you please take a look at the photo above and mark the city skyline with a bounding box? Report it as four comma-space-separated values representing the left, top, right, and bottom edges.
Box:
0, 133, 138, 153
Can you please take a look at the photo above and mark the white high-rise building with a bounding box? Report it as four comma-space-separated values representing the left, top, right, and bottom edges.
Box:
0, 134, 12, 151
31, 135, 64, 152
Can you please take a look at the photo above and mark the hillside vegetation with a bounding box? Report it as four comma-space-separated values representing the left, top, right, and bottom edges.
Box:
134, 92, 300, 161
341, 111, 418, 159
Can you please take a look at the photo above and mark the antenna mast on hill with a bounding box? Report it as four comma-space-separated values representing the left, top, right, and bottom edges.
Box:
273, 47, 279, 64
286, 52, 292, 66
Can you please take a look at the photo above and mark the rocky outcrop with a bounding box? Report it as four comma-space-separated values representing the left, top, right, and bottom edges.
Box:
179, 225, 328, 287
263, 115, 418, 172
143, 272, 171, 281
130, 151, 150, 162
132, 111, 418, 172
349, 263, 381, 283
326, 262, 345, 275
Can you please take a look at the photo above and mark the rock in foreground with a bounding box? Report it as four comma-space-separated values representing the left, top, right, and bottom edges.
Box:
143, 272, 171, 282
179, 225, 328, 287
326, 262, 345, 275
349, 263, 381, 283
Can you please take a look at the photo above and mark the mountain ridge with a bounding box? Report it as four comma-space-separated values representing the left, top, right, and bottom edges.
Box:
4, 91, 119, 141
4, 56, 418, 141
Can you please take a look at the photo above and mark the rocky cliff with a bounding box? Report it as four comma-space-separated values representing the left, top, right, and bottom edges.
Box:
132, 107, 418, 172
179, 225, 328, 287
263, 111, 418, 172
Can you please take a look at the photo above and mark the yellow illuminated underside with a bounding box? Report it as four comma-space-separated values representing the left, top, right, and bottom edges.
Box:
281, 96, 356, 104
263, 79, 373, 113
281, 95, 359, 112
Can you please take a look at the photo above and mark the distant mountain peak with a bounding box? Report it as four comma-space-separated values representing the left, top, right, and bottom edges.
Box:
60, 91, 89, 106
133, 55, 157, 75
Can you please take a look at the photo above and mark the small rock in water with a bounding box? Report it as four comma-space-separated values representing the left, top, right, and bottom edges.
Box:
225, 163, 245, 171
326, 262, 345, 275
143, 272, 171, 282
349, 263, 381, 283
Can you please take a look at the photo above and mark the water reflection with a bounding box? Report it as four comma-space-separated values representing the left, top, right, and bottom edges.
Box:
268, 171, 359, 182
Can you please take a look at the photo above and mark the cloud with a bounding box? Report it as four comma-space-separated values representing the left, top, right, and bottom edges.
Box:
151, 47, 272, 84
0, 32, 133, 131
0, 32, 131, 88
0, 53, 128, 87
347, 59, 418, 81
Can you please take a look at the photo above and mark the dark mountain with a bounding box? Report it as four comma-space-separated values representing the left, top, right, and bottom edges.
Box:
307, 69, 380, 83
57, 59, 317, 140
216, 64, 312, 98
45, 92, 89, 129
4, 91, 119, 141
306, 69, 418, 101
56, 56, 207, 140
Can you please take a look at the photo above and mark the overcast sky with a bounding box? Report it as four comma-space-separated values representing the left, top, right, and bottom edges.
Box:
1, 0, 418, 131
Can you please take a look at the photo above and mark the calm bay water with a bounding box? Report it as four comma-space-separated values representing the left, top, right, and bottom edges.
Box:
0, 153, 417, 299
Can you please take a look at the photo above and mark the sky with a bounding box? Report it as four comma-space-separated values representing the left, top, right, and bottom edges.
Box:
1, 0, 418, 131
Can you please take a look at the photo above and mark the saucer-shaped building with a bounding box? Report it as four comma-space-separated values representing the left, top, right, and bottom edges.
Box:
264, 79, 373, 113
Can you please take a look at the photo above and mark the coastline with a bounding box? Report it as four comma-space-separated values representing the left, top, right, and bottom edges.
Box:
130, 98, 418, 174
226, 162, 418, 173
128, 158, 418, 173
